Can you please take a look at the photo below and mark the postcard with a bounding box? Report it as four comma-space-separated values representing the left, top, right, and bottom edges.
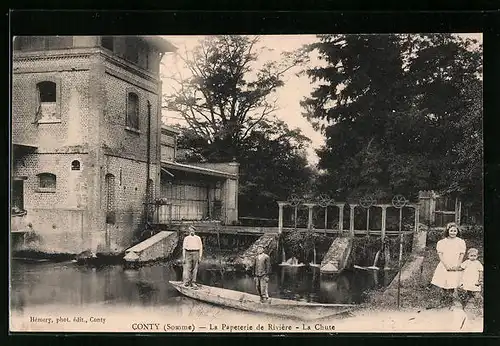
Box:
10, 33, 483, 333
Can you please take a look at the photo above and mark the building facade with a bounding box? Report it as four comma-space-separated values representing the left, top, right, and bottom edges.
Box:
11, 36, 239, 255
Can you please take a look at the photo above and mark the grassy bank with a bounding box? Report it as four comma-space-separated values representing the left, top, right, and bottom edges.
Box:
367, 226, 484, 316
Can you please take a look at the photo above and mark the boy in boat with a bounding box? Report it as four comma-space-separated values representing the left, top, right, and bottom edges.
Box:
253, 246, 271, 303
182, 225, 203, 289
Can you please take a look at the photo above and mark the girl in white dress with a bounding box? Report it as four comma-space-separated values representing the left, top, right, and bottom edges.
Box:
430, 223, 466, 305
458, 248, 483, 307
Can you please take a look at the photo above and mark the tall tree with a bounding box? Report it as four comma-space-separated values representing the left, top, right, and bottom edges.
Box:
301, 34, 482, 202
164, 35, 314, 218
163, 35, 300, 162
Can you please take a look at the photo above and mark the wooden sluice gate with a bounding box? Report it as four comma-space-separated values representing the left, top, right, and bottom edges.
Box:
123, 231, 178, 263
274, 194, 421, 274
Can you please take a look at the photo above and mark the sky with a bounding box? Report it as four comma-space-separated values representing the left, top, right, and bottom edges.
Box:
160, 34, 482, 166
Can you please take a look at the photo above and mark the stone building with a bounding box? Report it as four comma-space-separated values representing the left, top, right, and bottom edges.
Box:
11, 36, 239, 255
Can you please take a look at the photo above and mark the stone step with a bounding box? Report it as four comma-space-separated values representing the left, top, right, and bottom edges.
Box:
320, 236, 353, 274
123, 231, 178, 263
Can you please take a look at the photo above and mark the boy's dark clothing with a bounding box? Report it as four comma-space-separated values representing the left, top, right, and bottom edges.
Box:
253, 253, 271, 301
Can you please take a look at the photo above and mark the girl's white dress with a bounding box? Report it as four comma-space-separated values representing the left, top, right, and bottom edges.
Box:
431, 237, 466, 289
459, 259, 483, 292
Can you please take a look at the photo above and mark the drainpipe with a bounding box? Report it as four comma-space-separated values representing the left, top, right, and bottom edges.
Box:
145, 101, 152, 225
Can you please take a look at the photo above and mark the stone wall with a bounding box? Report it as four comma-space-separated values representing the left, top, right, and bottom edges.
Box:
100, 155, 159, 252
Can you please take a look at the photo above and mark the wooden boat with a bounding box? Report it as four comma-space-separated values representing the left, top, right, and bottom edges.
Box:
169, 281, 357, 320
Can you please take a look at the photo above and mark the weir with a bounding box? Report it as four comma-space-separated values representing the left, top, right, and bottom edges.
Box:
123, 231, 178, 263
233, 233, 278, 271
320, 236, 353, 274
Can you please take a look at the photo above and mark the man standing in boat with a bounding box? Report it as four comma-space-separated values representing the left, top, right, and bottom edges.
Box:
182, 225, 203, 289
253, 246, 271, 303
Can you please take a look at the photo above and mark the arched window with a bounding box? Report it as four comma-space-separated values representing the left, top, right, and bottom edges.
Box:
124, 37, 139, 64
105, 174, 116, 224
126, 92, 139, 130
36, 81, 58, 122
37, 173, 56, 192
71, 160, 81, 171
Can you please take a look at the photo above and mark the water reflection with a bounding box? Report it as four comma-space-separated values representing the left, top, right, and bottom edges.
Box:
10, 260, 397, 311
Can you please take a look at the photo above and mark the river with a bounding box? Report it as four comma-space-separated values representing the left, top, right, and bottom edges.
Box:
10, 259, 397, 312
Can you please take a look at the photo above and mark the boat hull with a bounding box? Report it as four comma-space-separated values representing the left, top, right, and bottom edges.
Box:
169, 281, 356, 321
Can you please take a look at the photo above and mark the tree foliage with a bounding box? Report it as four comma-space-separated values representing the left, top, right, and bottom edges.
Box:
164, 36, 314, 218
164, 35, 301, 162
301, 34, 482, 202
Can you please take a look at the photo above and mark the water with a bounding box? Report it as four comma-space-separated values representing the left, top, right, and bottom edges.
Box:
10, 259, 398, 312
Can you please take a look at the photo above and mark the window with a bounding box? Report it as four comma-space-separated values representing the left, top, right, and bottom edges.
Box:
124, 37, 139, 64
37, 173, 56, 192
45, 36, 73, 49
71, 160, 81, 171
14, 36, 72, 51
126, 92, 139, 130
36, 81, 59, 122
105, 174, 116, 224
101, 36, 114, 51
12, 180, 24, 211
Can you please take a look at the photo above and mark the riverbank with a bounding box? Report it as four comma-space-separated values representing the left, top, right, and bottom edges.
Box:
365, 226, 484, 330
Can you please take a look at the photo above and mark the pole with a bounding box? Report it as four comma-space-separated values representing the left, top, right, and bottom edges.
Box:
397, 259, 402, 308
324, 207, 328, 235
398, 208, 403, 264
366, 208, 370, 237
294, 206, 298, 229
145, 101, 152, 224
397, 206, 403, 309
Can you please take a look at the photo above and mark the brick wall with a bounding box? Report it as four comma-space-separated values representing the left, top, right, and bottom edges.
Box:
102, 62, 160, 162
12, 57, 92, 149
12, 44, 164, 255
100, 155, 159, 252
12, 153, 91, 253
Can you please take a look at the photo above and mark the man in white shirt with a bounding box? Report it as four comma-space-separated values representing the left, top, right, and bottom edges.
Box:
182, 225, 203, 288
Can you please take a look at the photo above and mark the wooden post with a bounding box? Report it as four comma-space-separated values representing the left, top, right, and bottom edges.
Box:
338, 204, 344, 234
324, 207, 328, 231
381, 205, 387, 242
277, 202, 285, 234
366, 208, 370, 236
398, 207, 403, 265
349, 204, 356, 237
414, 206, 419, 233
304, 203, 315, 230
429, 192, 436, 225
294, 206, 298, 229
455, 198, 462, 225
168, 204, 173, 225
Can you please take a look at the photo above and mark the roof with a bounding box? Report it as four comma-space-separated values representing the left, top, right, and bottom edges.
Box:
13, 142, 38, 149
161, 161, 237, 179
141, 36, 177, 53
161, 124, 181, 135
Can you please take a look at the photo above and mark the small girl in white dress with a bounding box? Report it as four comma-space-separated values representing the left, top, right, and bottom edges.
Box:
430, 223, 466, 305
458, 248, 483, 307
